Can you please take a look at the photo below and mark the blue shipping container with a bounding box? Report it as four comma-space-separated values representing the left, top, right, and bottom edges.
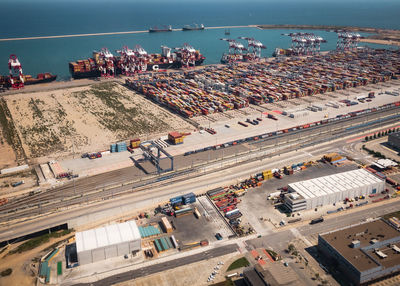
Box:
170, 196, 183, 205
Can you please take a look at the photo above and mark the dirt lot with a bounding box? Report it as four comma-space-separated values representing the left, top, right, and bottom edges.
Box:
0, 232, 73, 286
0, 131, 15, 170
5, 81, 194, 162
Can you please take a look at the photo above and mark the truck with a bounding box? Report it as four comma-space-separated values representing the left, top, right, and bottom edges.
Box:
194, 207, 201, 219
11, 181, 24, 187
310, 217, 324, 225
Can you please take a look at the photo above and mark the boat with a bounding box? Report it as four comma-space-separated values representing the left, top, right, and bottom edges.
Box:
149, 25, 172, 33
182, 24, 204, 31
24, 73, 57, 85
70, 44, 205, 79
1, 54, 58, 89
69, 48, 115, 79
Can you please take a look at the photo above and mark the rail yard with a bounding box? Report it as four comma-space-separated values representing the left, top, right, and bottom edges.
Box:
1, 45, 400, 286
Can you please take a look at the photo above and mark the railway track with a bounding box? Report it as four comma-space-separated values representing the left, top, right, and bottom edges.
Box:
1, 109, 399, 223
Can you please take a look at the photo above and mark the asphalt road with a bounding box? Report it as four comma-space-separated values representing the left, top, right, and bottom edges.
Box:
71, 244, 238, 286
246, 200, 400, 251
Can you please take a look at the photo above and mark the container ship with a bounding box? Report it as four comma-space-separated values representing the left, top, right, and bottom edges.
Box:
182, 24, 204, 31
220, 37, 266, 64
0, 55, 57, 89
149, 25, 173, 33
70, 44, 205, 79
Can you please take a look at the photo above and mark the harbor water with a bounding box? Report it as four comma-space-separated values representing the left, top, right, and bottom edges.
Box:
0, 0, 399, 80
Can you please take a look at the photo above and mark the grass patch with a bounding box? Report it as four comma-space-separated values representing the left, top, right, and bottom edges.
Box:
227, 257, 250, 271
8, 229, 73, 255
0, 98, 26, 162
0, 268, 12, 277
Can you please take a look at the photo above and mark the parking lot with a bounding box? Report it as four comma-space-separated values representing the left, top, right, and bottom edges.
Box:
238, 162, 360, 232
149, 199, 234, 247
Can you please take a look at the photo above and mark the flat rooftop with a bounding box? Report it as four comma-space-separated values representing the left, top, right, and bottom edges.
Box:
320, 219, 400, 272
288, 169, 383, 200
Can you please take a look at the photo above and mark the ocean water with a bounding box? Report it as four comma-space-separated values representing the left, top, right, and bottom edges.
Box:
0, 0, 399, 80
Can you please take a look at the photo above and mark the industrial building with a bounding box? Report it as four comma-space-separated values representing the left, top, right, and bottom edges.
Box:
243, 263, 303, 286
284, 169, 384, 212
75, 220, 141, 265
318, 219, 400, 285
388, 131, 400, 149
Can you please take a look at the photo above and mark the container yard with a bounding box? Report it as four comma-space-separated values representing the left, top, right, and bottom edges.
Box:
126, 49, 400, 118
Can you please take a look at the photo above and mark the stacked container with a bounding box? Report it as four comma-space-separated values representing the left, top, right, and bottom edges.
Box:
182, 192, 196, 204
110, 144, 117, 153
116, 142, 127, 152
130, 138, 141, 149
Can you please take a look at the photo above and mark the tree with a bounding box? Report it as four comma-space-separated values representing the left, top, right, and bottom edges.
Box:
373, 134, 377, 139
365, 136, 369, 141
378, 132, 381, 138
389, 129, 392, 134
288, 244, 295, 253
369, 136, 373, 140
315, 273, 320, 280
385, 130, 388, 136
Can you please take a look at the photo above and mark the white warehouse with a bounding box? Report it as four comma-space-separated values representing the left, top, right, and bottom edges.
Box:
284, 169, 385, 212
76, 220, 141, 265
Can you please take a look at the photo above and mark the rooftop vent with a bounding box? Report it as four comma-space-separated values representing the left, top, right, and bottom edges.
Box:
370, 239, 379, 244
351, 240, 361, 248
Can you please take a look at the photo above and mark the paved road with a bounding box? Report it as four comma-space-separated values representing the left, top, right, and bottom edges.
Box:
71, 244, 238, 286
246, 200, 400, 251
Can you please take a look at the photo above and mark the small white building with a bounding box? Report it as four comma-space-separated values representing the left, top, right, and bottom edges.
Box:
284, 169, 384, 212
75, 220, 141, 265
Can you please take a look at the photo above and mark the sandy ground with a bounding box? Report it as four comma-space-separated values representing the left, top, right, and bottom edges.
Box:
5, 81, 194, 162
360, 38, 400, 47
0, 131, 15, 169
0, 232, 73, 286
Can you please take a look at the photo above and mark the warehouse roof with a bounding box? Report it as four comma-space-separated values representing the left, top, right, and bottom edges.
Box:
288, 169, 383, 200
75, 220, 140, 253
320, 219, 400, 272
373, 159, 398, 169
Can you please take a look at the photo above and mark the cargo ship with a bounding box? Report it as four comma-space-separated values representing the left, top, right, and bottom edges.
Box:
220, 37, 266, 64
182, 24, 204, 31
24, 73, 57, 85
70, 44, 205, 79
149, 25, 173, 33
69, 48, 115, 79
1, 55, 57, 89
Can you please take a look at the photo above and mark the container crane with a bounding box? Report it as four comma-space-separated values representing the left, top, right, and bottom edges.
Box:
336, 31, 362, 50
238, 37, 267, 59
98, 48, 115, 77
8, 54, 24, 89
